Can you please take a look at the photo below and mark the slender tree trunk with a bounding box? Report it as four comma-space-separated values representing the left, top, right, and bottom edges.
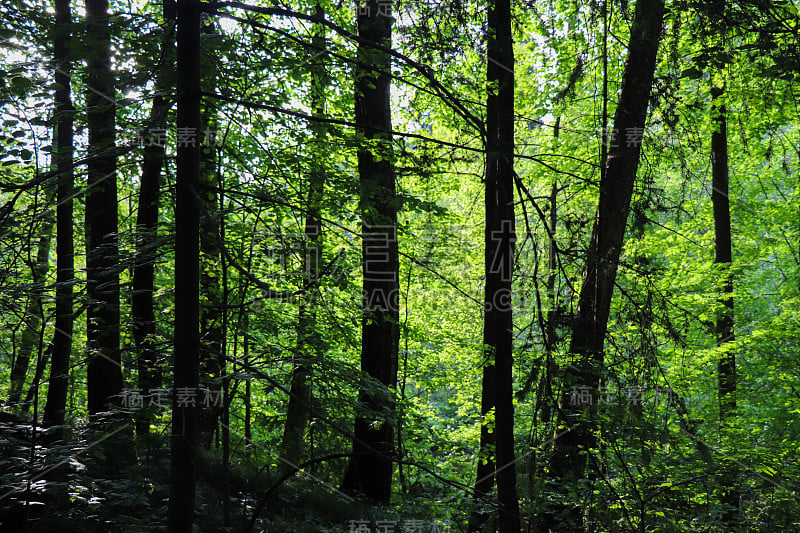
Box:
167, 0, 201, 530
340, 0, 399, 504
541, 118, 559, 428
8, 220, 52, 410
42, 0, 74, 433
280, 3, 327, 473
711, 87, 736, 417
547, 119, 560, 309
711, 84, 738, 519
132, 0, 175, 437
197, 19, 224, 448
244, 317, 252, 449
470, 0, 520, 531
220, 190, 231, 525
545, 0, 665, 527
85, 0, 122, 415
20, 345, 51, 414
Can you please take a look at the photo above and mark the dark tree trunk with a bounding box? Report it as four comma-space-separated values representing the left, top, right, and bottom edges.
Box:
547, 120, 559, 306
220, 200, 231, 524
197, 20, 224, 448
711, 87, 736, 417
8, 220, 52, 410
167, 0, 201, 530
280, 3, 327, 473
244, 319, 252, 448
340, 0, 399, 504
545, 0, 665, 527
41, 0, 74, 432
21, 345, 51, 414
540, 119, 559, 428
85, 0, 122, 415
711, 84, 738, 519
470, 0, 520, 531
132, 0, 175, 437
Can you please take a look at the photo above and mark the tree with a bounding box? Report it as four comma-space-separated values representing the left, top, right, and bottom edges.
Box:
131, 0, 175, 436
197, 18, 224, 448
280, 2, 327, 472
7, 217, 51, 410
339, 0, 400, 504
711, 83, 738, 519
545, 0, 666, 526
167, 0, 201, 529
84, 0, 122, 415
41, 0, 74, 432
470, 0, 521, 531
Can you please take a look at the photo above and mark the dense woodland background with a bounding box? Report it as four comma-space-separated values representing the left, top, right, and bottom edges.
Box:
0, 0, 799, 531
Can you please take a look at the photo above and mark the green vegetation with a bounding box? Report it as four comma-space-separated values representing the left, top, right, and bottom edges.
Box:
0, 0, 798, 531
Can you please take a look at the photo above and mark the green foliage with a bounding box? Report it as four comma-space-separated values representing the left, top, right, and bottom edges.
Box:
1, 0, 799, 531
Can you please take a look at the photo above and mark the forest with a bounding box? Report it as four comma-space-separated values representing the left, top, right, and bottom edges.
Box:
0, 0, 798, 531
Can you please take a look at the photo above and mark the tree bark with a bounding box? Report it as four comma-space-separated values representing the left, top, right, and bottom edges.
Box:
340, 0, 399, 504
711, 84, 738, 520
197, 20, 224, 448
42, 0, 74, 433
470, 0, 520, 531
280, 3, 327, 473
85, 0, 122, 415
167, 0, 201, 530
545, 0, 665, 527
132, 0, 175, 436
711, 87, 736, 418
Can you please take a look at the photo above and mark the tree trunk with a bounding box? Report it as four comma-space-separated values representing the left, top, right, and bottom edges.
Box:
20, 345, 51, 414
132, 0, 175, 437
545, 0, 665, 527
244, 318, 252, 448
85, 0, 122, 415
280, 3, 327, 473
167, 0, 201, 530
220, 189, 231, 525
711, 86, 736, 418
41, 0, 74, 433
8, 219, 52, 410
339, 0, 399, 504
542, 118, 559, 427
711, 84, 738, 520
470, 0, 520, 531
197, 20, 224, 448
